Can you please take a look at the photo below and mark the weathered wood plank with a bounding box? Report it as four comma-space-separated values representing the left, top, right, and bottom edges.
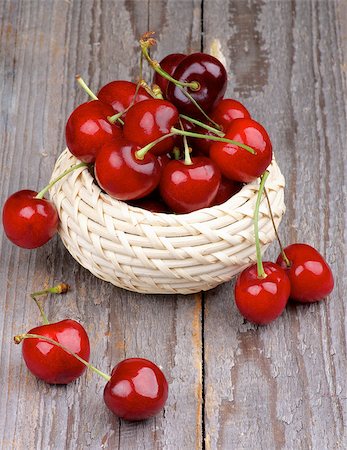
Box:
0, 1, 204, 449
203, 1, 346, 449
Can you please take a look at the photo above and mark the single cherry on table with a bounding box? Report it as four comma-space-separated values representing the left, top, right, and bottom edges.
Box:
15, 283, 90, 384
276, 243, 334, 303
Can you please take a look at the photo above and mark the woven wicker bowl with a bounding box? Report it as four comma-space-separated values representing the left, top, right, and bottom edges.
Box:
49, 149, 285, 294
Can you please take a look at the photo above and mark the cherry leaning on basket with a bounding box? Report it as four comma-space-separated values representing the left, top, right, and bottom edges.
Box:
2, 162, 87, 249
15, 283, 91, 384
234, 171, 290, 324
276, 243, 334, 303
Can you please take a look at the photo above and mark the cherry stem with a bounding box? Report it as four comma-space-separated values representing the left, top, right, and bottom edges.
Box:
264, 188, 291, 267
152, 84, 164, 99
135, 132, 175, 160
30, 283, 70, 325
172, 146, 180, 160
75, 75, 124, 126
254, 171, 270, 279
179, 114, 224, 137
76, 75, 98, 100
139, 34, 220, 128
14, 333, 111, 382
35, 162, 87, 200
180, 119, 192, 165
140, 41, 199, 91
170, 128, 255, 154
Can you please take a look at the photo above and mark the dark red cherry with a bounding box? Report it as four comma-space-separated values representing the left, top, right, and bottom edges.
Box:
129, 197, 170, 213
210, 99, 251, 131
97, 80, 152, 115
123, 99, 179, 156
22, 319, 90, 384
95, 139, 161, 200
153, 53, 186, 95
2, 190, 58, 249
191, 126, 216, 156
276, 243, 334, 303
103, 358, 168, 421
235, 262, 290, 325
65, 100, 122, 163
212, 177, 243, 206
159, 157, 221, 213
210, 118, 273, 183
166, 53, 227, 116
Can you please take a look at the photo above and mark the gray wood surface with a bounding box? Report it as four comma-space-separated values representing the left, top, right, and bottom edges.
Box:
0, 1, 345, 449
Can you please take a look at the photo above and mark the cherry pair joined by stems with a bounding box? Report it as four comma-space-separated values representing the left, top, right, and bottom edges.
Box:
234, 171, 290, 325
2, 163, 86, 249
15, 286, 168, 420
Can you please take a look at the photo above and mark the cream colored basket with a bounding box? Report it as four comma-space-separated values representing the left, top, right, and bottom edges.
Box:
49, 149, 285, 294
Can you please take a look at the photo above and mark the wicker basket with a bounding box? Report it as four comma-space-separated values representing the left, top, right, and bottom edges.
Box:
49, 149, 285, 294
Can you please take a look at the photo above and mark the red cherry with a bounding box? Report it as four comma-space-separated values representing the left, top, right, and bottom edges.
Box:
103, 358, 168, 421
235, 262, 291, 325
153, 53, 186, 95
276, 243, 334, 303
159, 157, 221, 213
65, 100, 122, 163
95, 139, 161, 200
166, 53, 227, 116
212, 177, 243, 206
123, 99, 179, 156
210, 118, 273, 183
97, 80, 152, 115
21, 319, 90, 384
129, 197, 170, 213
2, 190, 58, 249
210, 99, 251, 131
191, 126, 216, 156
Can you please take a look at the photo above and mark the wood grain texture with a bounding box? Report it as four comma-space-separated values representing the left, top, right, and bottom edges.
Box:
203, 0, 346, 449
0, 1, 345, 449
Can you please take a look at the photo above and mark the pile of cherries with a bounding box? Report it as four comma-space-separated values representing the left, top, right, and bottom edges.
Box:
3, 32, 335, 423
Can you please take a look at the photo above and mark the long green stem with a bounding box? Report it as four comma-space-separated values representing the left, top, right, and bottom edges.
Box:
14, 333, 111, 382
179, 114, 224, 136
254, 171, 270, 279
35, 163, 87, 199
76, 75, 124, 125
264, 188, 291, 267
76, 75, 98, 100
135, 132, 175, 160
170, 128, 255, 154
31, 296, 49, 325
140, 44, 199, 90
30, 283, 70, 325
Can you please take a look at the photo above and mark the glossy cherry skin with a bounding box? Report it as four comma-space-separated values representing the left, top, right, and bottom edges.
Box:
276, 243, 334, 303
235, 262, 291, 325
123, 99, 179, 156
153, 53, 186, 95
210, 118, 273, 183
212, 177, 243, 206
22, 320, 90, 384
65, 100, 122, 163
210, 99, 251, 132
159, 157, 221, 214
95, 139, 161, 200
167, 53, 227, 116
103, 358, 168, 421
97, 80, 152, 115
2, 190, 59, 249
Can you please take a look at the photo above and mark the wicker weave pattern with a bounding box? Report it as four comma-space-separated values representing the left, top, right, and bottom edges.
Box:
49, 149, 285, 294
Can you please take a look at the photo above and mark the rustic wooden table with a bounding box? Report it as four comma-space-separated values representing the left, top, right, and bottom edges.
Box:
1, 1, 346, 449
